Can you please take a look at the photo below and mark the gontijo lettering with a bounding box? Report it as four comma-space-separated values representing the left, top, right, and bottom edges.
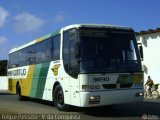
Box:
8, 69, 26, 76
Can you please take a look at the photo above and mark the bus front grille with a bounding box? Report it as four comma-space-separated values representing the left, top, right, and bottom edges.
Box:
102, 83, 132, 89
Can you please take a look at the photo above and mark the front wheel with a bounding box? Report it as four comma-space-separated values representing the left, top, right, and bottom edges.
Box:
151, 90, 159, 99
53, 85, 69, 111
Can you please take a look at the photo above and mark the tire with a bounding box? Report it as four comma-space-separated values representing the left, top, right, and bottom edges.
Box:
151, 90, 159, 99
53, 85, 69, 111
16, 84, 26, 101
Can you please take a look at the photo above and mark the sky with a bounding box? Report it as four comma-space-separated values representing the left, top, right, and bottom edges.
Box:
0, 0, 160, 59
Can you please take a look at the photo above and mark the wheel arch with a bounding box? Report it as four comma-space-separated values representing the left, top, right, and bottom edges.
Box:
52, 81, 61, 100
53, 81, 61, 91
16, 81, 20, 94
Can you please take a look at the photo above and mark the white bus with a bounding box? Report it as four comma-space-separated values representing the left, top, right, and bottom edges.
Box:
0, 60, 8, 90
8, 24, 144, 111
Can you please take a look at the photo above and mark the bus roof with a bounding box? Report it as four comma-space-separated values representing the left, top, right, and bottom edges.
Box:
9, 24, 133, 54
9, 29, 61, 54
63, 24, 132, 31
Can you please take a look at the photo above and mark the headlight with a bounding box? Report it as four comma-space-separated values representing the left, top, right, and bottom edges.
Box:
95, 85, 100, 89
90, 85, 100, 90
89, 95, 101, 100
82, 85, 89, 91
90, 85, 94, 89
82, 85, 100, 91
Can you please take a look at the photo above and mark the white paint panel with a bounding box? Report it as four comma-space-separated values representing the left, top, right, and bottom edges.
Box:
0, 76, 8, 90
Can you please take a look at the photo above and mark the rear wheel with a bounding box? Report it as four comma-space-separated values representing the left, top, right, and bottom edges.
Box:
16, 84, 26, 101
53, 85, 69, 111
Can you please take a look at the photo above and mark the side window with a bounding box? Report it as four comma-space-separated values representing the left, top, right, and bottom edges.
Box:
8, 39, 52, 68
53, 35, 60, 60
26, 45, 36, 64
8, 54, 12, 68
10, 52, 19, 67
36, 39, 52, 63
18, 48, 27, 66
63, 31, 69, 73
63, 29, 79, 78
8, 54, 13, 68
25, 39, 52, 64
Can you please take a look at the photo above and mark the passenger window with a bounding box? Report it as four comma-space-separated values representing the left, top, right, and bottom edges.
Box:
53, 35, 60, 60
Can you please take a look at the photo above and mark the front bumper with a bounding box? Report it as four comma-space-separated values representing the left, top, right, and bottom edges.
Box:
79, 89, 143, 107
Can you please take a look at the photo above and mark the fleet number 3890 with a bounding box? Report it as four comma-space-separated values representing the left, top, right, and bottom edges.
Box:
92, 77, 110, 82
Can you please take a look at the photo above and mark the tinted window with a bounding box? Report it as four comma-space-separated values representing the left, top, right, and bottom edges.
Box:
63, 31, 69, 73
53, 35, 60, 60
31, 39, 52, 63
79, 29, 141, 73
9, 39, 52, 68
18, 48, 27, 66
9, 52, 19, 67
63, 29, 79, 78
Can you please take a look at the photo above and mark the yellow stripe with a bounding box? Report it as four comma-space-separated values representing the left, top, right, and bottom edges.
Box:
36, 37, 44, 43
8, 79, 18, 94
26, 65, 34, 96
22, 65, 35, 96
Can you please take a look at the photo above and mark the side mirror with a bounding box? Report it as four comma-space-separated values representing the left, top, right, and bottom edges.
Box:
74, 42, 81, 58
138, 43, 143, 61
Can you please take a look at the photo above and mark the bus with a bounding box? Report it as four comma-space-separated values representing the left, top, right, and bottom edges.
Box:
8, 24, 144, 111
0, 60, 8, 90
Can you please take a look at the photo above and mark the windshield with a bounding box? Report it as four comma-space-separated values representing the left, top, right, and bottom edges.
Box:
79, 29, 141, 73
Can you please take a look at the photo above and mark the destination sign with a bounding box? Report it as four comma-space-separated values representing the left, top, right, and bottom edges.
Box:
80, 30, 109, 37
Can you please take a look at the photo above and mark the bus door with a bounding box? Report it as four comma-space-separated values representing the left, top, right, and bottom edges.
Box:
69, 39, 80, 106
